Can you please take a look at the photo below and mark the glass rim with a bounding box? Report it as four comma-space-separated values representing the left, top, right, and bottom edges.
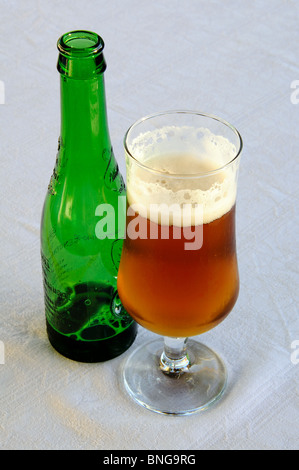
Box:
57, 30, 104, 58
124, 110, 243, 179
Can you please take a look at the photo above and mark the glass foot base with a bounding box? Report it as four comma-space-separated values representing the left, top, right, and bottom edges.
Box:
123, 337, 227, 416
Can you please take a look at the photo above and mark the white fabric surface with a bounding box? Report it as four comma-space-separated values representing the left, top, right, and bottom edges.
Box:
0, 0, 298, 450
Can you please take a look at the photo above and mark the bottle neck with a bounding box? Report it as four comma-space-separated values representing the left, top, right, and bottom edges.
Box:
59, 73, 111, 166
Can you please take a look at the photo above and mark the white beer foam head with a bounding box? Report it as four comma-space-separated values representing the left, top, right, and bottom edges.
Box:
126, 126, 239, 226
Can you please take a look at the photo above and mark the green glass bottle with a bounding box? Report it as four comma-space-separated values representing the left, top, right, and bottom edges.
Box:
41, 30, 137, 362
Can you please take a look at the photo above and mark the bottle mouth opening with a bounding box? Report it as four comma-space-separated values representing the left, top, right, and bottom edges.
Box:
57, 30, 104, 58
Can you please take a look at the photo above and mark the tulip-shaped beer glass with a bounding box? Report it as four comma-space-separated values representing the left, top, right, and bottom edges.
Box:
117, 111, 242, 415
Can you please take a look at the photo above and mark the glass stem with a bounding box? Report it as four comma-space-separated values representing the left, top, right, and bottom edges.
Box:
160, 337, 190, 377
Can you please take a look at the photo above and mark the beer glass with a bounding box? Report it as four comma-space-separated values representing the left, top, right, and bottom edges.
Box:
117, 111, 242, 415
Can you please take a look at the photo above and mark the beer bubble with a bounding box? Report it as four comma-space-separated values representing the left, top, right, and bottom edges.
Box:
126, 127, 238, 226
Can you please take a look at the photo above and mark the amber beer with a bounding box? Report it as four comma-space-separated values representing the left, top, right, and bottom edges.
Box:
117, 151, 239, 338
118, 205, 238, 338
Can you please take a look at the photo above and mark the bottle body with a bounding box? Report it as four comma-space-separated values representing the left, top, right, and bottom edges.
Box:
41, 31, 137, 362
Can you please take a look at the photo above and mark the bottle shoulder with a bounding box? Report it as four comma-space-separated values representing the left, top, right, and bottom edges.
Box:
48, 143, 125, 196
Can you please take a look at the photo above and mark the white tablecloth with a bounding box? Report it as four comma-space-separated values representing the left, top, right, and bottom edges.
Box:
0, 0, 298, 450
